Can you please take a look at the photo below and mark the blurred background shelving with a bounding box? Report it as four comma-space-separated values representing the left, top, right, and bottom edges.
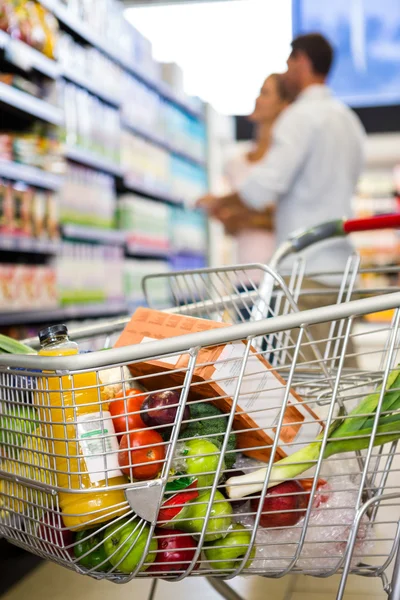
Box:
0, 0, 228, 337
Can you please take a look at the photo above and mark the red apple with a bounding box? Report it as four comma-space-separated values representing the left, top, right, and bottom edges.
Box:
37, 511, 74, 555
250, 480, 308, 528
148, 528, 198, 573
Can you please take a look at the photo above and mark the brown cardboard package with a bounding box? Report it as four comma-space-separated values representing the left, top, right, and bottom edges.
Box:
115, 307, 322, 462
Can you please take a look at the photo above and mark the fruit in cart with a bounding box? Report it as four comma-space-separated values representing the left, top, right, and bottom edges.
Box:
109, 388, 146, 436
204, 524, 256, 570
184, 438, 225, 489
159, 486, 232, 542
250, 480, 307, 528
0, 428, 56, 518
37, 511, 74, 554
141, 390, 190, 434
148, 528, 198, 573
226, 366, 400, 500
178, 402, 237, 469
99, 366, 137, 402
0, 405, 39, 454
74, 527, 113, 572
104, 517, 157, 573
118, 429, 165, 480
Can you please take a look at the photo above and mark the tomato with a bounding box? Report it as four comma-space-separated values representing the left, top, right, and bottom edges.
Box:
119, 429, 165, 480
109, 388, 146, 435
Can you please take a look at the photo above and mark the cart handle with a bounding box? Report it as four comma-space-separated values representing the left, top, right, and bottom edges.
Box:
288, 213, 400, 254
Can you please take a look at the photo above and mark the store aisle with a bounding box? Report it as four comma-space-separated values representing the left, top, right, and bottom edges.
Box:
1, 561, 388, 600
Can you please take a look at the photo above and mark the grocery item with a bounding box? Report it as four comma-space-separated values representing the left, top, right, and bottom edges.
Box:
114, 308, 322, 463
158, 486, 232, 542
0, 179, 13, 233
250, 480, 308, 529
178, 402, 237, 470
0, 428, 56, 518
0, 332, 35, 354
0, 404, 38, 450
36, 324, 128, 530
204, 524, 255, 570
74, 527, 112, 571
141, 389, 189, 434
183, 438, 224, 489
118, 429, 165, 480
226, 365, 400, 500
109, 388, 146, 436
104, 517, 157, 573
148, 528, 198, 573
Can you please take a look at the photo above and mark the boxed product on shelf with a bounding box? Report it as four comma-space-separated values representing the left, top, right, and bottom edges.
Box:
0, 131, 62, 173
118, 194, 170, 255
121, 75, 163, 139
0, 264, 58, 311
121, 131, 170, 194
170, 156, 207, 203
62, 82, 120, 163
0, 180, 59, 240
58, 32, 122, 100
124, 258, 171, 309
0, 1, 59, 59
60, 164, 116, 228
169, 205, 208, 256
56, 242, 124, 306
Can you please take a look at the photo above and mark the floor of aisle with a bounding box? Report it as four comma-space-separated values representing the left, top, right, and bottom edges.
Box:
1, 561, 388, 600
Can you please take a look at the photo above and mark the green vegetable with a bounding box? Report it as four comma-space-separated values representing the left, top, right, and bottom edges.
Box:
74, 528, 112, 572
178, 402, 237, 469
0, 406, 39, 452
0, 334, 35, 355
226, 366, 400, 499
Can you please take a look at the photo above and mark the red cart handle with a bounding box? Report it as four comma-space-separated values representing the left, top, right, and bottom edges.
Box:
288, 213, 400, 255
343, 213, 400, 233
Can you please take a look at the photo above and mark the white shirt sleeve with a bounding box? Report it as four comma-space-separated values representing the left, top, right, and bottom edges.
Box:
239, 106, 316, 210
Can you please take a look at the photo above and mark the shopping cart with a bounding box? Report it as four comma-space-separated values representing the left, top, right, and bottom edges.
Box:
1, 215, 400, 600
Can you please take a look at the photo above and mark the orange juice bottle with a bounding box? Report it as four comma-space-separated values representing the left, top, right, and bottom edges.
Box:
37, 324, 128, 531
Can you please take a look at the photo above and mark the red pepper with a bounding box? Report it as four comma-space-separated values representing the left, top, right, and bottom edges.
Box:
158, 482, 198, 525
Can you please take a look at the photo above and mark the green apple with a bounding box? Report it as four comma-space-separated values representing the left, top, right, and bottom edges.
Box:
204, 524, 256, 570
104, 518, 157, 573
184, 438, 225, 489
177, 489, 232, 542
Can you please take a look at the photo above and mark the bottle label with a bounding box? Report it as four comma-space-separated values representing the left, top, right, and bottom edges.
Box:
77, 411, 123, 484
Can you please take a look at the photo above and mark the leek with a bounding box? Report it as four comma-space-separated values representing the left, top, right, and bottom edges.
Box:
226, 367, 400, 499
0, 334, 35, 355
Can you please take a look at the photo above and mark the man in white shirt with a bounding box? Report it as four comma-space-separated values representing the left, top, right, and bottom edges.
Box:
198, 33, 365, 365
199, 33, 365, 276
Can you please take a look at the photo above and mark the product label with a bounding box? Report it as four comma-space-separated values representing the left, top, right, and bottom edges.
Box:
77, 411, 123, 484
212, 343, 321, 454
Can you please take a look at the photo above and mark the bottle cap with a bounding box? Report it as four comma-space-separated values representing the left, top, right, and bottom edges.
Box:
38, 324, 68, 346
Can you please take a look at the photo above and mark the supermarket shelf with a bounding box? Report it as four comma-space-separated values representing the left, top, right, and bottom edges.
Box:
64, 146, 123, 176
123, 175, 184, 205
62, 65, 121, 106
0, 30, 59, 79
122, 121, 206, 168
62, 223, 126, 245
0, 302, 129, 326
125, 243, 170, 259
0, 81, 63, 124
37, 0, 203, 120
0, 160, 63, 190
0, 236, 59, 254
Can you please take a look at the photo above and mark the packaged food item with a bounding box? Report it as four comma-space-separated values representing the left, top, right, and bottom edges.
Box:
45, 191, 59, 239
0, 179, 13, 233
37, 324, 129, 530
31, 189, 47, 238
115, 308, 323, 463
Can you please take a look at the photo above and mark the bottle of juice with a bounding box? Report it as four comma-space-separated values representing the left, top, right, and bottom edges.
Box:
37, 324, 128, 531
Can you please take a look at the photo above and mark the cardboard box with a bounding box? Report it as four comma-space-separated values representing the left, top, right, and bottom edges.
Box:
115, 307, 322, 462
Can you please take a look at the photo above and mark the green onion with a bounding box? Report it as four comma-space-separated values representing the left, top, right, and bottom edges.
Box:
0, 334, 36, 355
226, 366, 400, 499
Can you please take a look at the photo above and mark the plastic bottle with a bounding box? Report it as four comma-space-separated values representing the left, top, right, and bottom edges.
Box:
37, 324, 128, 530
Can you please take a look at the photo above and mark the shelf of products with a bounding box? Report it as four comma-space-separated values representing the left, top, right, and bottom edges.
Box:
0, 30, 59, 79
0, 160, 62, 190
0, 302, 128, 326
0, 80, 62, 124
0, 0, 210, 326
